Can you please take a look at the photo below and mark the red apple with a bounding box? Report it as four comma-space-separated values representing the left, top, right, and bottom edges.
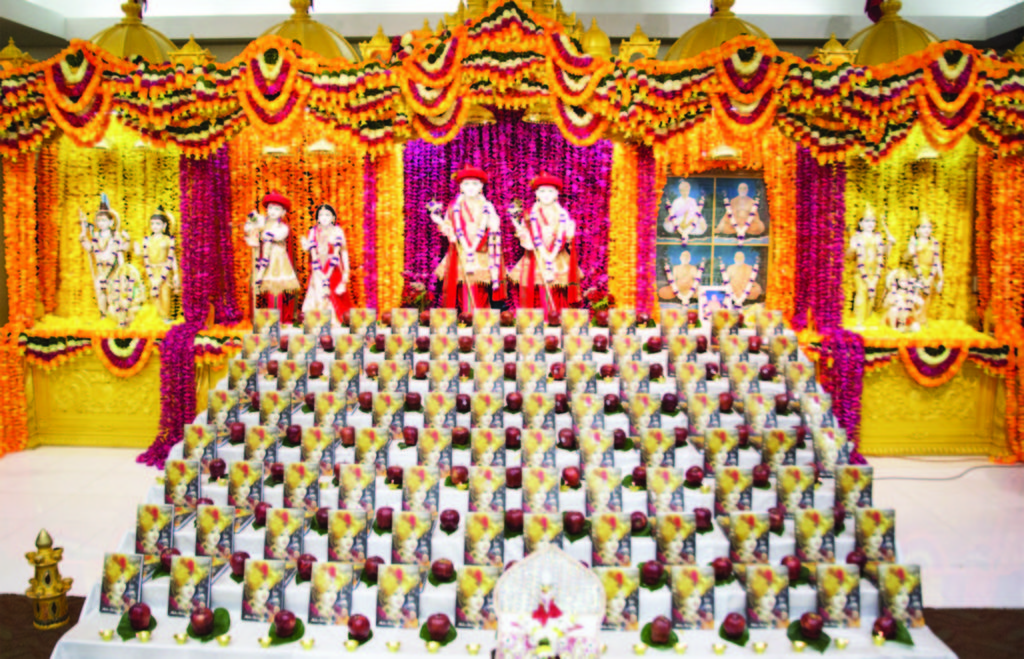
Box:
774, 393, 789, 414
230, 551, 249, 578
505, 509, 524, 533
563, 511, 585, 535
505, 427, 522, 450
431, 558, 455, 582
458, 312, 473, 326
386, 466, 403, 486
593, 334, 609, 352
641, 560, 664, 586
358, 392, 374, 411
595, 310, 609, 327
674, 427, 688, 447
160, 547, 181, 572
439, 509, 460, 533
544, 336, 560, 353
695, 335, 708, 353
402, 427, 419, 447
376, 507, 394, 531
781, 555, 802, 583
365, 362, 380, 379
562, 466, 581, 488
694, 507, 713, 531
557, 429, 576, 451
718, 392, 734, 414
685, 466, 704, 488
458, 336, 474, 353
604, 394, 621, 414
795, 425, 809, 448
426, 613, 452, 643
650, 615, 673, 645
297, 553, 317, 581
381, 311, 392, 326
737, 425, 751, 449
229, 422, 246, 444
208, 458, 227, 481
503, 362, 518, 380
254, 502, 271, 526
452, 428, 470, 448
687, 310, 699, 326
362, 557, 384, 585
190, 604, 214, 636
711, 556, 733, 581
274, 610, 297, 638
800, 612, 824, 640
506, 392, 524, 412
768, 507, 786, 533
846, 549, 868, 573
646, 336, 663, 353
278, 336, 289, 353
373, 335, 386, 353
547, 311, 561, 326
197, 497, 215, 506
632, 465, 647, 489
759, 363, 778, 382
705, 362, 719, 380
315, 507, 330, 530
270, 462, 285, 483
506, 466, 522, 489
450, 465, 469, 485
834, 502, 847, 529
649, 363, 665, 381
722, 612, 746, 639
631, 511, 648, 534
500, 310, 515, 327
309, 361, 325, 379
503, 334, 517, 353
414, 361, 429, 379
873, 614, 898, 640
550, 363, 566, 381
415, 336, 430, 353
341, 311, 351, 326
340, 426, 356, 447
748, 336, 762, 354
267, 360, 280, 377
128, 602, 152, 631
319, 334, 335, 352
419, 311, 431, 326
554, 394, 569, 414
456, 394, 471, 414
285, 424, 302, 446
599, 364, 617, 379
304, 392, 316, 410
405, 393, 422, 411
753, 463, 771, 487
613, 428, 627, 450
348, 613, 371, 641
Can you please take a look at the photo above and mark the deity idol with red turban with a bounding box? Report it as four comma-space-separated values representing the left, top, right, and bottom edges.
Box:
245, 190, 300, 320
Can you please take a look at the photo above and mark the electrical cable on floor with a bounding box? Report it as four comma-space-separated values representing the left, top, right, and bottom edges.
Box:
873, 463, 1024, 482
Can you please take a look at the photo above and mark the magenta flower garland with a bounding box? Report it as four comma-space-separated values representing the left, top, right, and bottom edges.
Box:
363, 155, 379, 309
635, 145, 657, 315
402, 109, 613, 308
139, 146, 241, 467
818, 328, 867, 463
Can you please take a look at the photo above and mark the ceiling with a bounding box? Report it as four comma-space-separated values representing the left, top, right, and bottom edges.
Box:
2, 0, 1022, 47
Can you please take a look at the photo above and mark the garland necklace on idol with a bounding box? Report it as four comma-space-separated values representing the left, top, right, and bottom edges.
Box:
719, 254, 760, 309
663, 257, 706, 304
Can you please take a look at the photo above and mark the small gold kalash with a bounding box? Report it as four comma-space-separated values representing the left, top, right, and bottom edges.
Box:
25, 529, 74, 630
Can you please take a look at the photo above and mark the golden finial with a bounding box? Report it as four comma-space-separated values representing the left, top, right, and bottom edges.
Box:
436, 18, 448, 33
845, 0, 938, 65
1008, 38, 1024, 65
466, 0, 488, 18
619, 24, 660, 63
26, 530, 73, 630
0, 37, 36, 69
36, 529, 54, 549
713, 0, 737, 16
359, 26, 393, 63
168, 35, 216, 68
812, 33, 857, 67
581, 19, 613, 60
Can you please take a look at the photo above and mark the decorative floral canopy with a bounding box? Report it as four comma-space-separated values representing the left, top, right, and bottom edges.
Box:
0, 0, 1021, 162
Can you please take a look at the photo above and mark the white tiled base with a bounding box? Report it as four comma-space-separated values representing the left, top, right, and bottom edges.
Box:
2, 447, 1023, 608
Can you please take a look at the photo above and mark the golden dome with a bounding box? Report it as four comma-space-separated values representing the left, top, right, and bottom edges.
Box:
812, 33, 858, 67
845, 0, 938, 66
581, 19, 613, 60
1010, 38, 1024, 65
90, 1, 178, 63
262, 0, 358, 62
168, 35, 215, 68
359, 26, 392, 63
666, 0, 771, 61
0, 37, 36, 69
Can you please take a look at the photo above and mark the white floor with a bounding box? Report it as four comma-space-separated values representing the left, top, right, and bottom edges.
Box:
2, 447, 1022, 608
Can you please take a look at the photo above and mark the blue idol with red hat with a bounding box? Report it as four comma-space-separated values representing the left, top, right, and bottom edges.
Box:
262, 190, 292, 213
453, 166, 489, 185
530, 173, 563, 192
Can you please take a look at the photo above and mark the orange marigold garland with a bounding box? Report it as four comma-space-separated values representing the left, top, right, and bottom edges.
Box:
3, 154, 39, 327
0, 324, 29, 458
92, 336, 159, 378
374, 147, 405, 311
36, 141, 61, 314
608, 142, 639, 308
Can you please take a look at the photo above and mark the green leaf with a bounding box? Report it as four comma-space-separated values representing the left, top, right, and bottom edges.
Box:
718, 622, 749, 647
563, 519, 592, 543
187, 608, 231, 643
616, 437, 635, 451
786, 620, 831, 653
891, 620, 916, 646
633, 522, 652, 538
311, 519, 328, 536
230, 572, 244, 584
639, 570, 669, 592
348, 629, 374, 646
359, 569, 377, 588
372, 520, 389, 536
505, 527, 523, 539
419, 621, 458, 647
150, 564, 170, 579
268, 618, 305, 646
116, 610, 157, 642
640, 622, 678, 649
427, 571, 457, 587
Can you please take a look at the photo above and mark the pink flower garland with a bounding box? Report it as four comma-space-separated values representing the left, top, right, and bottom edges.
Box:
818, 328, 867, 463
635, 145, 657, 315
793, 148, 846, 330
363, 155, 379, 309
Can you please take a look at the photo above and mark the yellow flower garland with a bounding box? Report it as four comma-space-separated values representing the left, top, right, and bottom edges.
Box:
608, 143, 639, 308
375, 147, 405, 311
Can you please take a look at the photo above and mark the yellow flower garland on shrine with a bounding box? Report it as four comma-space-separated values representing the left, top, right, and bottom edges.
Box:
37, 142, 61, 314
608, 143, 639, 308
0, 326, 28, 458
842, 127, 975, 325
3, 155, 38, 326
92, 336, 159, 378
375, 147, 405, 311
